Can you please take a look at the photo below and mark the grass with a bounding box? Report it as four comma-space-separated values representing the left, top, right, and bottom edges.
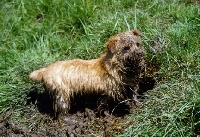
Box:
0, 0, 200, 136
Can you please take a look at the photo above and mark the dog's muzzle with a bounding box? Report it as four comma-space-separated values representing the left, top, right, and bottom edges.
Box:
136, 49, 145, 57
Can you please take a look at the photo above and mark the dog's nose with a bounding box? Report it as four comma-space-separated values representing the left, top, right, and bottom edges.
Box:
136, 49, 145, 57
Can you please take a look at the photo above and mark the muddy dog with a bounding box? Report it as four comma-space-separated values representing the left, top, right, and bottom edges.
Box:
29, 30, 145, 114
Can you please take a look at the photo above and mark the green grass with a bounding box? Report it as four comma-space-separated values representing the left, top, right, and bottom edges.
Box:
1, 0, 200, 136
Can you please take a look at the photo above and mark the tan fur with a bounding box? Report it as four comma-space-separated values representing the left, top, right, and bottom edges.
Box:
29, 30, 145, 114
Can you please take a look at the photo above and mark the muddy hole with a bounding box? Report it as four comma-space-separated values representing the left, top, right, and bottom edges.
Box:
0, 75, 156, 137
27, 75, 156, 117
26, 76, 155, 135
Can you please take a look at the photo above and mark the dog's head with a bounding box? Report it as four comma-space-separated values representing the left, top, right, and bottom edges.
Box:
106, 30, 145, 70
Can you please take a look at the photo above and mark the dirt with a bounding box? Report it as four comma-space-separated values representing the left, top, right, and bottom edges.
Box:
0, 75, 156, 137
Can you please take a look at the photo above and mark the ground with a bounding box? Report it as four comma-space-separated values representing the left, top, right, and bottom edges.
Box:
0, 76, 155, 137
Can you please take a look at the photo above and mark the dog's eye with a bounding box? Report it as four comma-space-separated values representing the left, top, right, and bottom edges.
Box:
136, 42, 140, 47
123, 46, 130, 51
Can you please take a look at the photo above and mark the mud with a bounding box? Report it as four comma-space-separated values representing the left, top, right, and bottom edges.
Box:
0, 75, 156, 137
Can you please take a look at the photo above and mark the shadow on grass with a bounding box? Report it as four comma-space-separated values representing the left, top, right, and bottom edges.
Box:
26, 88, 55, 117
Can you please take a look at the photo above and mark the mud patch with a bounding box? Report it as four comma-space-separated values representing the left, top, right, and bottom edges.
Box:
0, 76, 155, 137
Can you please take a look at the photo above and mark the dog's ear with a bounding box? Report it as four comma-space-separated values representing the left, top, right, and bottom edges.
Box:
132, 29, 141, 36
106, 36, 117, 54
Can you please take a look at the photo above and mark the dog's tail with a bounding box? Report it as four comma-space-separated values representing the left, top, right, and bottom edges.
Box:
29, 68, 46, 82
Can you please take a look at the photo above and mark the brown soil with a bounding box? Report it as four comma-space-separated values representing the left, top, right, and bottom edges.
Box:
0, 76, 155, 137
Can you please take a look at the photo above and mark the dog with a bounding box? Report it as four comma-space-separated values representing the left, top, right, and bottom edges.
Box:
29, 30, 145, 114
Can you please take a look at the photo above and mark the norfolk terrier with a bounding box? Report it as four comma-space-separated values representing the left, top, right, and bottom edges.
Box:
29, 30, 145, 114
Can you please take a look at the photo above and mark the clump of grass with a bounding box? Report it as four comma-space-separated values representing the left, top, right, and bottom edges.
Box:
0, 0, 200, 136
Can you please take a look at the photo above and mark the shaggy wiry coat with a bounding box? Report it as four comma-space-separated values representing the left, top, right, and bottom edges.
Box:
29, 30, 145, 114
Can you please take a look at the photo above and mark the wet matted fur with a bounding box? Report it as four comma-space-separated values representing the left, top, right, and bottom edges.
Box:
29, 30, 145, 114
